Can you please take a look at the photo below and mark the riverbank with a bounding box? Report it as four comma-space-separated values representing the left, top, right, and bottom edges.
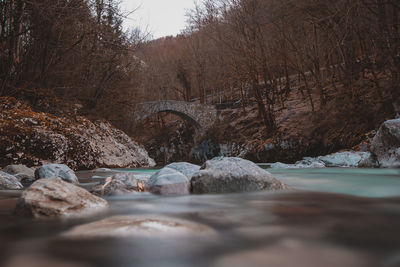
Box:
0, 97, 155, 170
135, 84, 394, 166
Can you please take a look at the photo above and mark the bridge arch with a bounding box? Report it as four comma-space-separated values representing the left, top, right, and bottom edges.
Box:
134, 101, 217, 131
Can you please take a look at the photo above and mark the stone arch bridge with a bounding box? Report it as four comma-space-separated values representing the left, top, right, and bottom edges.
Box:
134, 101, 218, 131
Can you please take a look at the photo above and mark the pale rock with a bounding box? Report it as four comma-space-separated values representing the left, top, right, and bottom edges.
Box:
15, 179, 108, 218
191, 157, 289, 194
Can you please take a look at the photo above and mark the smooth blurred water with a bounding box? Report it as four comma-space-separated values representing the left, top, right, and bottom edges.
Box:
268, 168, 400, 197
117, 167, 400, 198
1, 167, 400, 267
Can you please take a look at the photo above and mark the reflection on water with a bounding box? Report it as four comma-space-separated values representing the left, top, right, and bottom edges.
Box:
0, 168, 400, 267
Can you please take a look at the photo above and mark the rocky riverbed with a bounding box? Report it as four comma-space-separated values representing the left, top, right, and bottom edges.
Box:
1, 116, 399, 219
1, 137, 400, 266
0, 157, 290, 219
0, 166, 400, 267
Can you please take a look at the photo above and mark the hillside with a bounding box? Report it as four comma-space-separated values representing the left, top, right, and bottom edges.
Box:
134, 76, 394, 166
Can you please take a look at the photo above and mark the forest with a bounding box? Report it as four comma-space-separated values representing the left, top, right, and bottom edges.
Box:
1, 0, 399, 137
1, 0, 146, 128
138, 0, 400, 133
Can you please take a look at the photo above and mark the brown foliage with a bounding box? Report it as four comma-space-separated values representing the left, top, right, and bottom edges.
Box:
136, 0, 399, 134
0, 0, 145, 129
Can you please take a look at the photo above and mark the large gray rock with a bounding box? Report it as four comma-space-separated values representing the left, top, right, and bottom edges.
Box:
165, 162, 200, 179
269, 151, 373, 169
15, 179, 108, 218
317, 151, 372, 167
0, 171, 23, 190
370, 119, 400, 168
2, 164, 35, 185
146, 167, 190, 195
191, 157, 288, 194
35, 164, 78, 184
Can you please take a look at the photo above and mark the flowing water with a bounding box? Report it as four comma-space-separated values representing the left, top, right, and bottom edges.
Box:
1, 168, 400, 267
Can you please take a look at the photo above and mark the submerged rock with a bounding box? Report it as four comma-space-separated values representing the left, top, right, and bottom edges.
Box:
1, 164, 35, 185
370, 118, 400, 168
15, 179, 108, 218
61, 215, 216, 239
146, 167, 190, 195
0, 171, 23, 190
35, 164, 78, 184
191, 157, 288, 194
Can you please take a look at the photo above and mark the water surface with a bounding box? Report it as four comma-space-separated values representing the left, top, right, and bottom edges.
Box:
0, 167, 399, 267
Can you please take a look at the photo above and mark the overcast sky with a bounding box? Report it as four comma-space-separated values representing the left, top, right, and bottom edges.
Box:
121, 0, 200, 39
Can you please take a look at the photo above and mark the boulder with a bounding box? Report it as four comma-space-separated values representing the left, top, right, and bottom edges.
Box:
0, 97, 155, 170
0, 171, 23, 190
358, 154, 379, 168
35, 164, 78, 184
370, 119, 400, 168
191, 157, 288, 194
269, 151, 373, 169
2, 164, 35, 185
317, 151, 371, 167
15, 179, 108, 218
146, 167, 190, 195
165, 162, 200, 179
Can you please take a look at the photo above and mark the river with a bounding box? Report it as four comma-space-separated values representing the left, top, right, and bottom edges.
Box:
0, 167, 399, 267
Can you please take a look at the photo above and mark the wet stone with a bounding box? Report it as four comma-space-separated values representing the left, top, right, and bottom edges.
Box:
0, 171, 23, 190
15, 178, 108, 218
35, 164, 78, 184
370, 118, 400, 168
164, 162, 200, 179
191, 157, 289, 194
146, 167, 190, 195
1, 164, 35, 186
